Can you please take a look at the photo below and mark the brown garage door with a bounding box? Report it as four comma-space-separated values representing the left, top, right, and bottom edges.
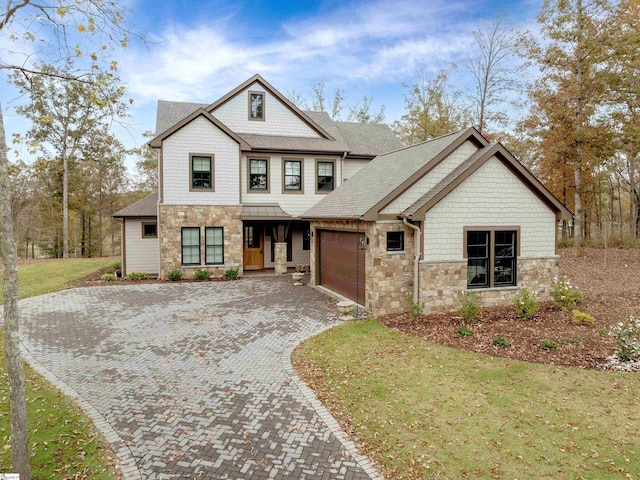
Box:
318, 230, 365, 304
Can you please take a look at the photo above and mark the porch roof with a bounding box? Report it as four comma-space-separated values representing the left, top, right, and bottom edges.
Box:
241, 203, 294, 221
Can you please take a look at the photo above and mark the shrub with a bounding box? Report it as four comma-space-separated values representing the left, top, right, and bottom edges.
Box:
573, 309, 596, 326
551, 276, 584, 311
458, 326, 474, 337
609, 316, 640, 361
100, 261, 121, 274
459, 291, 482, 321
513, 288, 539, 319
557, 238, 574, 249
224, 268, 239, 280
405, 293, 426, 321
101, 273, 117, 282
127, 272, 149, 281
539, 340, 557, 350
194, 268, 211, 280
492, 336, 511, 348
167, 269, 183, 281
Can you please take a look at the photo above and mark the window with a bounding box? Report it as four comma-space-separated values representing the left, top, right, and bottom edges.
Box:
182, 227, 200, 266
249, 91, 264, 120
316, 161, 334, 192
249, 158, 269, 191
303, 228, 311, 251
205, 227, 224, 265
283, 160, 302, 192
142, 222, 157, 238
466, 229, 517, 288
386, 231, 404, 252
190, 154, 213, 191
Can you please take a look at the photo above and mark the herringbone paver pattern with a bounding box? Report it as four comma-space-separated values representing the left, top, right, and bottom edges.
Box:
18, 277, 375, 479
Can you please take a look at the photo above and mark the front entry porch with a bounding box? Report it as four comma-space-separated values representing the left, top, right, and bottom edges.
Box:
242, 220, 311, 273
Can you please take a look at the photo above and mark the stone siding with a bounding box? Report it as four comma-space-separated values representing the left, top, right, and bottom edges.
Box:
159, 204, 243, 279
418, 256, 559, 314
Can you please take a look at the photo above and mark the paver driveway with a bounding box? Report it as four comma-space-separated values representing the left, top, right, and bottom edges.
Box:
18, 277, 375, 479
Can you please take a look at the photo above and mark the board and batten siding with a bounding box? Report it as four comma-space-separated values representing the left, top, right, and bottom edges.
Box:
381, 141, 478, 215
241, 154, 341, 216
213, 82, 320, 137
161, 116, 241, 205
423, 156, 557, 262
124, 218, 159, 274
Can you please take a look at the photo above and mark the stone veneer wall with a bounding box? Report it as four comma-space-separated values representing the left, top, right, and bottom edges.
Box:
310, 219, 415, 316
159, 204, 243, 279
418, 256, 559, 314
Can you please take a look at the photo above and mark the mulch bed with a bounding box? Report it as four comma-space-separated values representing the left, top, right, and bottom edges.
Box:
380, 247, 640, 371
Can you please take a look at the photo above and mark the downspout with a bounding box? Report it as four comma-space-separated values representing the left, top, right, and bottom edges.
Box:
341, 151, 347, 183
402, 217, 421, 302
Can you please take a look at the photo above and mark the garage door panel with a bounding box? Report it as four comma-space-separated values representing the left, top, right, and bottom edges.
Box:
319, 230, 365, 303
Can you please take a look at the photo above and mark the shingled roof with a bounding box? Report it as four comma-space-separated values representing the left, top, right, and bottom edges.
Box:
113, 192, 158, 218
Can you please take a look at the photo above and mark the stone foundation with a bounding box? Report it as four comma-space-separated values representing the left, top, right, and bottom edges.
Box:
159, 204, 243, 279
418, 256, 559, 314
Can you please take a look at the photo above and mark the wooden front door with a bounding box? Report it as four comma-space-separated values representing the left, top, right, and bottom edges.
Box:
243, 224, 264, 270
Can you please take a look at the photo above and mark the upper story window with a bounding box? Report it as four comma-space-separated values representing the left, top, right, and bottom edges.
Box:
316, 161, 335, 193
283, 160, 302, 192
142, 222, 157, 238
248, 158, 269, 192
249, 91, 265, 121
466, 228, 517, 289
386, 231, 404, 252
190, 154, 214, 191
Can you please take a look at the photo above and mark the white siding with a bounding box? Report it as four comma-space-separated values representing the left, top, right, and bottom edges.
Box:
381, 141, 478, 214
423, 156, 556, 262
343, 159, 370, 181
125, 218, 159, 274
263, 229, 310, 268
241, 154, 341, 216
162, 116, 240, 205
213, 82, 320, 137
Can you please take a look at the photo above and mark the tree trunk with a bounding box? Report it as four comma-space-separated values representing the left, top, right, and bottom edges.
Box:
574, 163, 583, 248
0, 104, 32, 479
62, 148, 69, 258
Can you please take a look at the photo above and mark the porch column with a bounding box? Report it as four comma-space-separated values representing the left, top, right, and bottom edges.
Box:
274, 242, 287, 274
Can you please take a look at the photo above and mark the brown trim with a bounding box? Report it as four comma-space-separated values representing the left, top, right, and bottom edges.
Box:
363, 127, 489, 221
281, 158, 304, 194
149, 108, 251, 150
463, 226, 521, 258
315, 158, 336, 194
141, 221, 158, 238
188, 153, 215, 192
205, 74, 335, 140
121, 220, 127, 277
246, 156, 271, 193
238, 147, 243, 203
248, 90, 266, 122
241, 147, 346, 155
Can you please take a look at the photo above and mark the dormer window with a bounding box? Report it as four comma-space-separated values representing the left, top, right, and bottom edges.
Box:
249, 91, 265, 120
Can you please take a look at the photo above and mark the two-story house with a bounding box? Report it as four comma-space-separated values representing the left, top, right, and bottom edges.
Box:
114, 74, 403, 280
115, 74, 572, 317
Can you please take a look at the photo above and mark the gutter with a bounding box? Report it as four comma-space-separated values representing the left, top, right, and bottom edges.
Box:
402, 217, 421, 303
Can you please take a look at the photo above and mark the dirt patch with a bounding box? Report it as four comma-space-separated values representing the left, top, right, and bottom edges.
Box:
381, 247, 640, 371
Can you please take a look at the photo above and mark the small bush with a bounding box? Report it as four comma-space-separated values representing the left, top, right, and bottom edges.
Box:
167, 269, 183, 281
539, 340, 557, 350
513, 288, 539, 319
224, 268, 239, 280
405, 293, 426, 321
194, 268, 211, 280
127, 272, 149, 281
573, 309, 596, 326
492, 336, 511, 348
597, 328, 609, 336
551, 276, 584, 311
557, 238, 574, 249
459, 291, 482, 321
100, 261, 122, 274
101, 273, 117, 282
609, 316, 640, 361
458, 326, 474, 337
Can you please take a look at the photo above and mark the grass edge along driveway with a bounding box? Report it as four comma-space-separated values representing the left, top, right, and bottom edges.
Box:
293, 319, 640, 480
1, 257, 120, 479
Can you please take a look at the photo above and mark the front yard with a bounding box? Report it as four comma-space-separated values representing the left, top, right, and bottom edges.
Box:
293, 248, 640, 479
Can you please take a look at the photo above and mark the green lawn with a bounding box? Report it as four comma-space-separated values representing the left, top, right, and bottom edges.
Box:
294, 319, 640, 479
1, 257, 120, 478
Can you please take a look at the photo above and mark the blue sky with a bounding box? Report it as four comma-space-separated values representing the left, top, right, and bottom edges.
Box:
1, 0, 543, 171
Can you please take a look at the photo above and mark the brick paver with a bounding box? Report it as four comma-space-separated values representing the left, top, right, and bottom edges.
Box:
17, 277, 379, 480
